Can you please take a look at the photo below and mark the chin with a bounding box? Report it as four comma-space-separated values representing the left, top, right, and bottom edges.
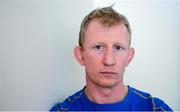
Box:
98, 80, 119, 88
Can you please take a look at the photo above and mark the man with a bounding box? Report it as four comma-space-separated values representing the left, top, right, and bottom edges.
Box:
50, 6, 172, 111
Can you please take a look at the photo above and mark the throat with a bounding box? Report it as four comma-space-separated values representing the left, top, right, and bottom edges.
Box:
85, 85, 128, 104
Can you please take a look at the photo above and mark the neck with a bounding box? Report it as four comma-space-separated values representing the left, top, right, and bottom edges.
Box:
85, 82, 128, 104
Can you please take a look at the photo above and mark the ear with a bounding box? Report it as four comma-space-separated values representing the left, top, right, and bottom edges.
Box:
126, 47, 135, 66
74, 46, 85, 66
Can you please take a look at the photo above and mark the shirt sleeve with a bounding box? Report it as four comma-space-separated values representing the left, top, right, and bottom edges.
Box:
153, 97, 173, 111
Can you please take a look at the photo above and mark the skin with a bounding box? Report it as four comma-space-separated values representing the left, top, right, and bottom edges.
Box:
74, 19, 135, 104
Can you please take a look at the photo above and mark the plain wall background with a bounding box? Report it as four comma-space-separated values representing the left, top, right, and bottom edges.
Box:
0, 0, 179, 111
0, 0, 92, 110
0, 1, 2, 109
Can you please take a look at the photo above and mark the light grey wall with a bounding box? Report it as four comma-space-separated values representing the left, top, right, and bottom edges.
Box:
1, 0, 93, 111
0, 0, 179, 111
0, 1, 2, 110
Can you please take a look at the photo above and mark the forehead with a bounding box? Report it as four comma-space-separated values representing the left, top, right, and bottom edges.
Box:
84, 20, 130, 45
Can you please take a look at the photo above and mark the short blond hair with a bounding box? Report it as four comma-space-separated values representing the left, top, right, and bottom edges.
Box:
79, 6, 131, 47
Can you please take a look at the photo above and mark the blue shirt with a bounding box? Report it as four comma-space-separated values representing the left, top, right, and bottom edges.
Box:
50, 86, 172, 111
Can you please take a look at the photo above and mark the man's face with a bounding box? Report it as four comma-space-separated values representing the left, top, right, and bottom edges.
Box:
77, 20, 134, 88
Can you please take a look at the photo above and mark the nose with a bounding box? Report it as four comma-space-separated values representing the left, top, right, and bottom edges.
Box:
103, 49, 115, 66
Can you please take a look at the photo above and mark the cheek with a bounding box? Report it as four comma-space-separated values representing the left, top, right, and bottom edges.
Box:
83, 52, 102, 70
115, 55, 129, 67
84, 53, 101, 65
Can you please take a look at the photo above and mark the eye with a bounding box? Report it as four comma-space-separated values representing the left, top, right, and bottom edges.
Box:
95, 45, 102, 49
93, 44, 104, 50
116, 46, 121, 50
115, 45, 124, 51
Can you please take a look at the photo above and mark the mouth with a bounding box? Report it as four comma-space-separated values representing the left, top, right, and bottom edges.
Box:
99, 71, 117, 78
100, 71, 117, 74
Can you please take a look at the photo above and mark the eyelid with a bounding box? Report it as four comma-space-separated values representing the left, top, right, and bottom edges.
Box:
93, 44, 105, 50
95, 44, 103, 48
114, 44, 125, 50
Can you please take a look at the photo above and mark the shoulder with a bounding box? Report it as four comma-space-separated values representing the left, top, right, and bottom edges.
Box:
129, 86, 172, 111
50, 89, 84, 111
129, 86, 153, 110
130, 86, 152, 99
153, 97, 173, 111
